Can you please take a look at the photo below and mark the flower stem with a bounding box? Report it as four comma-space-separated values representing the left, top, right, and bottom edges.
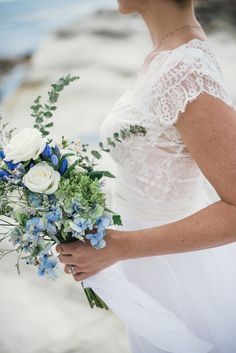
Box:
81, 282, 109, 310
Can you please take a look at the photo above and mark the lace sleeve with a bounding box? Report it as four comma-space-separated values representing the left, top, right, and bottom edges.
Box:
152, 50, 235, 127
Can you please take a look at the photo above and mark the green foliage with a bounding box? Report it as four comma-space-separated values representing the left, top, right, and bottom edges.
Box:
88, 171, 115, 180
90, 150, 102, 159
30, 75, 80, 138
0, 114, 16, 147
112, 214, 123, 226
0, 180, 6, 197
0, 183, 14, 216
56, 173, 106, 209
91, 124, 147, 160
61, 136, 69, 148
14, 210, 29, 227
62, 159, 81, 178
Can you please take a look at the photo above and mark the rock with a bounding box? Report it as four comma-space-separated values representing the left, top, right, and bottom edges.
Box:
195, 0, 236, 31
2, 8, 236, 134
1, 9, 151, 140
91, 28, 132, 39
0, 54, 31, 75
0, 55, 32, 101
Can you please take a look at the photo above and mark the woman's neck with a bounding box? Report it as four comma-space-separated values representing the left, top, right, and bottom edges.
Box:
139, 2, 206, 50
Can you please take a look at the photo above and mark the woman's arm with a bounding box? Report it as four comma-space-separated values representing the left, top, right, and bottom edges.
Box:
57, 93, 236, 280
120, 93, 236, 259
119, 199, 236, 259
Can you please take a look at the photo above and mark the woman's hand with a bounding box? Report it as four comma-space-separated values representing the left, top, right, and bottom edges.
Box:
55, 229, 127, 281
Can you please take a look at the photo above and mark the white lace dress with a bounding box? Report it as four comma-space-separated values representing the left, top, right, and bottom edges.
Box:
84, 38, 236, 353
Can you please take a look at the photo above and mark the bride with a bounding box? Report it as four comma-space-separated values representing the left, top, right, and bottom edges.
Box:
56, 0, 236, 352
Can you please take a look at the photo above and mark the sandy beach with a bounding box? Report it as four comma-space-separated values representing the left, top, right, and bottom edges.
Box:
0, 7, 236, 353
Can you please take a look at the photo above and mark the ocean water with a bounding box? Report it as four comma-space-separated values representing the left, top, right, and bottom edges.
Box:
0, 0, 115, 58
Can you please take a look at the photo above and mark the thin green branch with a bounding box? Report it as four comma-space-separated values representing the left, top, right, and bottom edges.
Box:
91, 124, 147, 160
30, 75, 80, 138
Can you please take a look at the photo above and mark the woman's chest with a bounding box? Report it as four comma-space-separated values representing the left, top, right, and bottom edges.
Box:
99, 86, 184, 154
98, 82, 204, 198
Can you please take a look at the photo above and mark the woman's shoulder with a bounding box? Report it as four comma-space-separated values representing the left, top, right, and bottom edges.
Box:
160, 38, 223, 80
139, 38, 225, 95
146, 38, 235, 127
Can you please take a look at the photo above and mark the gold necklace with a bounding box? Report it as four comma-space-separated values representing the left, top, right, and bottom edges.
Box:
152, 24, 203, 54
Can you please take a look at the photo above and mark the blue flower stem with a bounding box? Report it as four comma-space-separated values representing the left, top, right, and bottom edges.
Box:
81, 282, 109, 310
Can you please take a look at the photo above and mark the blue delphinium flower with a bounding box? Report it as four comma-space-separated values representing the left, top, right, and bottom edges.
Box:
59, 159, 68, 175
0, 150, 5, 159
82, 218, 93, 231
12, 163, 25, 178
38, 252, 58, 279
85, 214, 112, 248
96, 215, 111, 233
25, 217, 48, 234
51, 154, 59, 166
48, 194, 57, 204
42, 144, 52, 159
29, 161, 36, 169
0, 169, 10, 181
24, 231, 41, 244
9, 227, 22, 246
36, 218, 48, 232
21, 242, 32, 253
5, 160, 19, 171
63, 198, 84, 215
86, 230, 106, 249
46, 222, 58, 236
21, 231, 43, 253
25, 258, 34, 266
45, 206, 62, 222
71, 199, 83, 213
28, 193, 43, 208
70, 217, 93, 234
38, 205, 62, 239
54, 145, 61, 158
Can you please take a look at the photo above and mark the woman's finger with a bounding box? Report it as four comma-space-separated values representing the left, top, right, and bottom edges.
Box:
55, 243, 63, 255
73, 271, 97, 282
64, 265, 73, 274
64, 264, 84, 274
55, 240, 83, 255
58, 254, 74, 264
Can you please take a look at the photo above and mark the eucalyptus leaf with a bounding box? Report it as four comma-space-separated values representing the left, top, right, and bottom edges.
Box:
91, 150, 102, 159
31, 75, 80, 138
112, 214, 123, 226
88, 171, 116, 180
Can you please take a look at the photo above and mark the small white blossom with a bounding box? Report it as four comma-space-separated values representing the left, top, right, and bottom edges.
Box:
60, 148, 86, 173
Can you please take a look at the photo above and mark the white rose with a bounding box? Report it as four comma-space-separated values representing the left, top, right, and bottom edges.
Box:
23, 162, 61, 195
4, 127, 46, 163
61, 148, 86, 173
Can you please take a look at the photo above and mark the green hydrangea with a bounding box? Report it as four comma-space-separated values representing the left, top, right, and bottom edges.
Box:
56, 173, 106, 210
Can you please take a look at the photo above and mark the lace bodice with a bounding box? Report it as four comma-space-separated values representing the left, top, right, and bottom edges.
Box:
99, 39, 235, 220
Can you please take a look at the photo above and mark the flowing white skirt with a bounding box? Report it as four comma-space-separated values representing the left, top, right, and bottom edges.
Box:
84, 183, 236, 353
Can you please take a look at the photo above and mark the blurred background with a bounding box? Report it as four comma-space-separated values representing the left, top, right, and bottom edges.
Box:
0, 1, 236, 353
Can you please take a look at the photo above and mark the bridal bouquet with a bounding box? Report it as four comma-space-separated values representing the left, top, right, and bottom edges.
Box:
0, 75, 146, 309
